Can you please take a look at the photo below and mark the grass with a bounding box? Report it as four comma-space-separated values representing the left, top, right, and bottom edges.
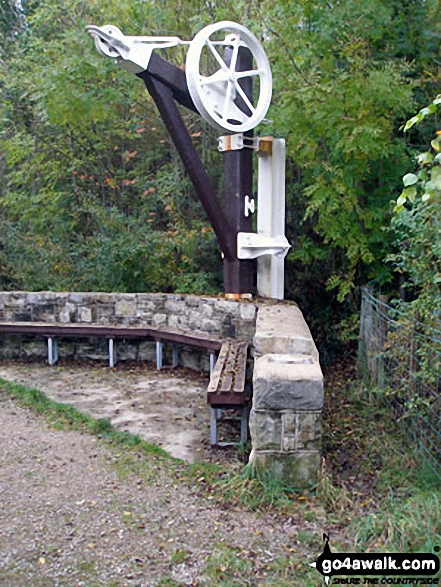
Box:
0, 377, 171, 460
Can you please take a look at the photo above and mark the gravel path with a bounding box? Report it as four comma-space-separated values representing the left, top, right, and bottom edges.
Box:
0, 380, 324, 586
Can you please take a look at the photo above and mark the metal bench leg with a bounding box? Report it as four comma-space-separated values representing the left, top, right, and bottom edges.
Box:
210, 407, 218, 445
156, 341, 163, 370
48, 337, 58, 366
108, 338, 115, 367
210, 352, 216, 374
172, 344, 179, 368
240, 406, 249, 445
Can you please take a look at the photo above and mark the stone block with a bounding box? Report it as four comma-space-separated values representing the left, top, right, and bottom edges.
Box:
136, 296, 157, 313
138, 341, 157, 362
97, 305, 115, 324
78, 306, 92, 323
213, 299, 240, 317
200, 319, 220, 334
115, 342, 137, 362
23, 293, 36, 304
249, 410, 282, 450
253, 354, 324, 411
201, 303, 214, 318
254, 305, 319, 359
168, 315, 189, 330
250, 450, 321, 488
185, 295, 200, 308
59, 303, 76, 323
188, 311, 202, 330
94, 293, 114, 304
164, 298, 187, 315
22, 340, 46, 358
221, 316, 236, 338
115, 298, 136, 317
153, 313, 167, 327
136, 311, 153, 323
240, 303, 257, 321
68, 293, 86, 304
282, 411, 322, 451
13, 311, 32, 322
179, 349, 204, 371
235, 323, 257, 342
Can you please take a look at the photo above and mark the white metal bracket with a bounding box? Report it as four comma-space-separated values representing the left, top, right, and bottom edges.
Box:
86, 25, 188, 74
244, 195, 255, 217
237, 233, 290, 259
218, 134, 259, 152
218, 134, 276, 152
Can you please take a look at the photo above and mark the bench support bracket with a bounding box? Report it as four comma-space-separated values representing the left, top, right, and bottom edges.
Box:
47, 337, 59, 366
210, 405, 249, 446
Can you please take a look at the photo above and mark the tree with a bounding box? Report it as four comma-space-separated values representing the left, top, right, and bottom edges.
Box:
389, 96, 441, 323
0, 0, 440, 356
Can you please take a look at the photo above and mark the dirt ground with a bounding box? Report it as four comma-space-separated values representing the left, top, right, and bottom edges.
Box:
0, 360, 325, 586
0, 360, 223, 462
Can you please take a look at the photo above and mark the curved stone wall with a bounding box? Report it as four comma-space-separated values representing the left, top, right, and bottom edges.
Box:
0, 291, 323, 487
0, 292, 257, 370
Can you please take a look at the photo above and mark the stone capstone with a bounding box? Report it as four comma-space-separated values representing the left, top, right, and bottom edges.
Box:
253, 305, 319, 359
253, 354, 324, 411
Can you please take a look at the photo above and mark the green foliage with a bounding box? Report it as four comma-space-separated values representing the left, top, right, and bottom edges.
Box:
388, 97, 441, 323
0, 0, 440, 355
0, 0, 223, 294
353, 492, 441, 553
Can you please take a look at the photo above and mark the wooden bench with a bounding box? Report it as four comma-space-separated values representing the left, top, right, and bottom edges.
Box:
207, 339, 250, 445
0, 321, 250, 445
0, 322, 223, 369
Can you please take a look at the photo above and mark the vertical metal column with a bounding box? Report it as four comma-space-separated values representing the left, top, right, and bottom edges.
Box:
209, 352, 216, 374
223, 46, 254, 295
257, 138, 287, 299
108, 338, 115, 368
47, 337, 58, 365
156, 341, 163, 370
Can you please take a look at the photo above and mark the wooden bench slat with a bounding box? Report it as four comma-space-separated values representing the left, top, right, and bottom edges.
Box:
207, 342, 229, 392
232, 341, 248, 392
0, 322, 223, 351
217, 342, 238, 392
207, 340, 249, 406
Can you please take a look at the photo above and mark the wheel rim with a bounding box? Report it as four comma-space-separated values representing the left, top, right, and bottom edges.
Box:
186, 21, 272, 133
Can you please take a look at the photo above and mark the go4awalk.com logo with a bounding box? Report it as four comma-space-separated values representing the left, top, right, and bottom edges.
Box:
309, 534, 440, 586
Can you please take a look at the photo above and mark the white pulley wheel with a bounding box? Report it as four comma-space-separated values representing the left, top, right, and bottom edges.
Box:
186, 21, 272, 133
91, 24, 127, 59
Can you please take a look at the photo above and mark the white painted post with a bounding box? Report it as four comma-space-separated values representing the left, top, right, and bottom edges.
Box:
257, 138, 286, 300
156, 341, 163, 370
209, 352, 216, 374
108, 338, 115, 367
210, 407, 218, 445
48, 338, 59, 365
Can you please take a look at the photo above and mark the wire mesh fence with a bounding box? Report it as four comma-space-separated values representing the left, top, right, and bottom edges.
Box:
358, 287, 441, 479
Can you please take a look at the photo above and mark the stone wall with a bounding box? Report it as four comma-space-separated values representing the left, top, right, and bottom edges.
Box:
249, 305, 324, 488
0, 292, 257, 370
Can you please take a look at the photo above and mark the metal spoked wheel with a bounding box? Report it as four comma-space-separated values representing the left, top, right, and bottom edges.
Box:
185, 21, 272, 133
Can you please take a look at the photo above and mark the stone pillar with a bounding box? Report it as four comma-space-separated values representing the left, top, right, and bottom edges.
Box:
249, 305, 324, 488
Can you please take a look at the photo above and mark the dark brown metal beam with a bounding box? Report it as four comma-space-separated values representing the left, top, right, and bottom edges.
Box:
222, 46, 255, 294
139, 52, 198, 114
